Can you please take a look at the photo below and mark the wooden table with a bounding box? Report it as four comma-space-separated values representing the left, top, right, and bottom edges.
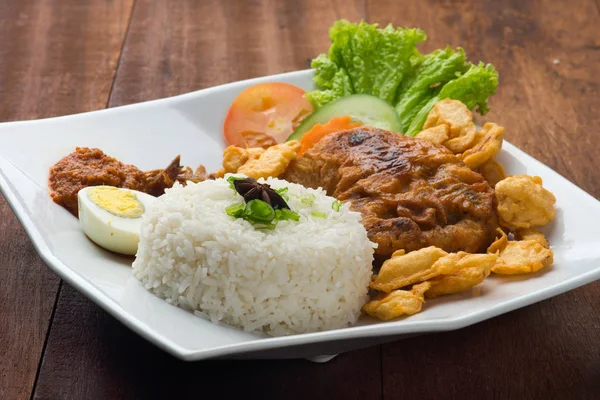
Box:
1, 1, 598, 399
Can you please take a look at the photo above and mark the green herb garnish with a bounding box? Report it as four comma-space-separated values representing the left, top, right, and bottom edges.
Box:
275, 187, 290, 201
311, 211, 327, 219
226, 199, 300, 229
243, 199, 276, 224
301, 193, 316, 206
254, 223, 277, 231
276, 208, 300, 222
225, 202, 245, 218
332, 200, 343, 212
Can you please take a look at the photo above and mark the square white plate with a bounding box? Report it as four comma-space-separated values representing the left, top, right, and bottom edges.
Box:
1, 70, 599, 361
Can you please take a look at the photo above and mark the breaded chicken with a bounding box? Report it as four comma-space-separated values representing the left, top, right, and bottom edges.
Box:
283, 127, 499, 257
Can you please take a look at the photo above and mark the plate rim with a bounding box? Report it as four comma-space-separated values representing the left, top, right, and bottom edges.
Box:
1, 69, 599, 361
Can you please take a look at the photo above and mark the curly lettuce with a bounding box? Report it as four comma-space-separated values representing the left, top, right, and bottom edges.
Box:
404, 63, 499, 136
394, 46, 470, 133
306, 20, 426, 108
307, 20, 499, 136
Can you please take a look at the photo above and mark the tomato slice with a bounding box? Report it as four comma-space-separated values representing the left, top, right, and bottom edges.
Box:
223, 82, 314, 147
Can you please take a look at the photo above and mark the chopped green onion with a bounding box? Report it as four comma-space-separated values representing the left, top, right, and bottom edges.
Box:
275, 187, 289, 200
243, 199, 276, 224
301, 193, 316, 206
225, 202, 245, 218
276, 208, 300, 222
332, 200, 343, 212
254, 222, 278, 231
311, 211, 327, 219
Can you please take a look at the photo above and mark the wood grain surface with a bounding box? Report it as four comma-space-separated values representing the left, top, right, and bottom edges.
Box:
0, 0, 598, 399
0, 1, 133, 399
109, 0, 365, 106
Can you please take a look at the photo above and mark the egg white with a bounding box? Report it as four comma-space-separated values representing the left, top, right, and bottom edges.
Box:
78, 186, 156, 255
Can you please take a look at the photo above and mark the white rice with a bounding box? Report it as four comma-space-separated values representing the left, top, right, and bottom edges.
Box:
132, 176, 375, 336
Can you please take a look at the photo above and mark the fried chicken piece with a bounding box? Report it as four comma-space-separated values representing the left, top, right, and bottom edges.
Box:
362, 282, 431, 321
461, 123, 504, 169
495, 175, 556, 229
424, 99, 475, 139
223, 146, 251, 173
425, 253, 497, 298
487, 228, 509, 254
515, 227, 549, 248
236, 141, 301, 179
445, 127, 477, 154
486, 227, 553, 275
477, 159, 507, 188
370, 247, 449, 292
492, 240, 554, 275
283, 127, 499, 256
214, 147, 266, 178
370, 245, 497, 297
423, 99, 478, 154
416, 125, 450, 145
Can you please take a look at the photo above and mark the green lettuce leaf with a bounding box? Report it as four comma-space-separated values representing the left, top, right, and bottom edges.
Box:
306, 20, 426, 108
305, 54, 354, 107
307, 20, 499, 136
394, 46, 470, 132
404, 62, 499, 136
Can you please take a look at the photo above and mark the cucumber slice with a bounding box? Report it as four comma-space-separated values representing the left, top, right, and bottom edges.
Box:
287, 94, 403, 141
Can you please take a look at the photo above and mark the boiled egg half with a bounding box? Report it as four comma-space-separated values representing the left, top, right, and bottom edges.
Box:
78, 186, 156, 255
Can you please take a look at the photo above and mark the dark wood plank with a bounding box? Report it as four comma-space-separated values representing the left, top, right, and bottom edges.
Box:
109, 0, 366, 107
380, 284, 600, 400
0, 201, 59, 400
34, 284, 382, 400
33, 1, 380, 399
367, 0, 600, 398
0, 0, 135, 122
0, 1, 134, 399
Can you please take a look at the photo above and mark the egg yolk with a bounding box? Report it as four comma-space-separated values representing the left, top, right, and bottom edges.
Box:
87, 186, 144, 218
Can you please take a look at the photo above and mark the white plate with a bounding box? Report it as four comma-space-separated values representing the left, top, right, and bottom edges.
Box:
1, 70, 599, 362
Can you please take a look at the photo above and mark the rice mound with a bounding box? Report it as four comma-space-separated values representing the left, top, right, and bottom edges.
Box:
132, 176, 375, 336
